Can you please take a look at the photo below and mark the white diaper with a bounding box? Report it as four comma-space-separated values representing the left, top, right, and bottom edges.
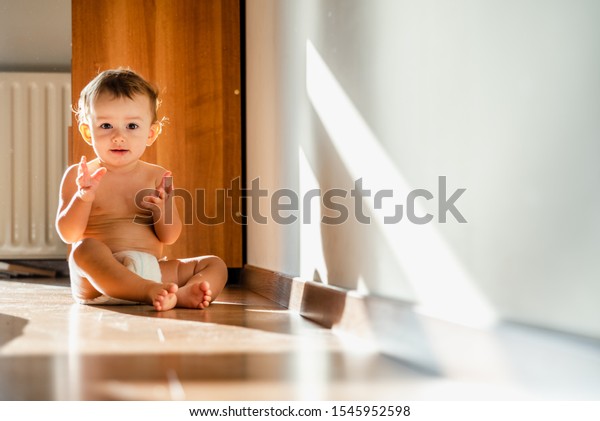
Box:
76, 250, 163, 305
113, 250, 163, 283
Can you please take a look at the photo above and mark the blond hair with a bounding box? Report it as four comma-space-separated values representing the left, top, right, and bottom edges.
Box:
75, 68, 162, 125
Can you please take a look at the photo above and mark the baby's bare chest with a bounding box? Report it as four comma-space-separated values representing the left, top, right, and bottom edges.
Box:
92, 178, 156, 217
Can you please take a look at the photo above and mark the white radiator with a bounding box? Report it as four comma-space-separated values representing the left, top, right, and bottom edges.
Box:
0, 72, 71, 259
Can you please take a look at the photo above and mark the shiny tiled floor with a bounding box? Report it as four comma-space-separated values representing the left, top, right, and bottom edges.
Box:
3, 278, 599, 401
0, 278, 424, 400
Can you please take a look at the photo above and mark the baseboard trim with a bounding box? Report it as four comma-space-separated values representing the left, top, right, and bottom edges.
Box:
240, 264, 600, 398
240, 264, 436, 370
240, 265, 295, 308
240, 264, 378, 331
241, 264, 412, 338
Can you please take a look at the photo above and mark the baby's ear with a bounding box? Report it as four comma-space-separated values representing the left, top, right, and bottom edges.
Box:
146, 123, 162, 146
78, 124, 92, 145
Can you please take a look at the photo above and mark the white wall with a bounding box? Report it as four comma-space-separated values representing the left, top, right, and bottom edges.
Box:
0, 0, 71, 71
246, 0, 600, 338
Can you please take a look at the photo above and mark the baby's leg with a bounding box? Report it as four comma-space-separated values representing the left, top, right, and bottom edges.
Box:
70, 238, 178, 311
159, 255, 228, 309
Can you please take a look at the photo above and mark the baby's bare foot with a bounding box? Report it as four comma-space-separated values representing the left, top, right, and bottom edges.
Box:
152, 283, 178, 311
176, 280, 213, 309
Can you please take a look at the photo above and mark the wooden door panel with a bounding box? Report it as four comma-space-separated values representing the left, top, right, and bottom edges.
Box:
72, 0, 242, 267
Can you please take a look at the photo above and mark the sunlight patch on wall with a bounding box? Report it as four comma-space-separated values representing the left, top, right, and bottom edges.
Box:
298, 145, 329, 284
306, 39, 496, 329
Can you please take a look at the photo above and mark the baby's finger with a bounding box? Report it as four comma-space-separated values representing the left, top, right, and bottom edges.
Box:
79, 155, 88, 172
91, 167, 108, 183
142, 195, 161, 205
76, 165, 90, 188
156, 171, 173, 198
77, 156, 90, 184
150, 186, 164, 200
140, 196, 163, 215
162, 172, 173, 195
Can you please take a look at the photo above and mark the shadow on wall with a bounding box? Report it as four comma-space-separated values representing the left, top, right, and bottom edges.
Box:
305, 0, 600, 338
303, 38, 496, 329
306, 107, 415, 298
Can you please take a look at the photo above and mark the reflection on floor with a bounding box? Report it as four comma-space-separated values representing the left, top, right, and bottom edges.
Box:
2, 278, 599, 401
0, 278, 422, 400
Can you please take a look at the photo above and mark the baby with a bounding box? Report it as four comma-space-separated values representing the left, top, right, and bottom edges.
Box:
56, 68, 227, 311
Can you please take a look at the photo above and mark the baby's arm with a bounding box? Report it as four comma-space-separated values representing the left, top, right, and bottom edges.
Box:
55, 156, 107, 243
140, 171, 182, 245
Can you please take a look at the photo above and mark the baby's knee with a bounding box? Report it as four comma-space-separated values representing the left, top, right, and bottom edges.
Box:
71, 238, 109, 264
207, 255, 227, 276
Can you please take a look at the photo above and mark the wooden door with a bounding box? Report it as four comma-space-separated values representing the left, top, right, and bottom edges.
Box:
71, 0, 242, 267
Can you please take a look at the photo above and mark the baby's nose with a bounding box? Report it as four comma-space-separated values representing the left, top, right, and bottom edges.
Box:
111, 130, 126, 142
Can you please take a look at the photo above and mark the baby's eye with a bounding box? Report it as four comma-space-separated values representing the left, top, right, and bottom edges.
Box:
127, 123, 139, 129
100, 123, 113, 129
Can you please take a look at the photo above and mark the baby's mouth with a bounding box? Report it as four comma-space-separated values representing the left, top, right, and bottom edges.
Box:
109, 148, 129, 157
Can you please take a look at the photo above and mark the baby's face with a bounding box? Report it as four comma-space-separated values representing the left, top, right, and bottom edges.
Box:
86, 93, 158, 169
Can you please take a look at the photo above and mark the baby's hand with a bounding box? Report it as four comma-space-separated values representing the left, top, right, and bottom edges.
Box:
76, 156, 107, 202
140, 172, 174, 220
158, 171, 174, 199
